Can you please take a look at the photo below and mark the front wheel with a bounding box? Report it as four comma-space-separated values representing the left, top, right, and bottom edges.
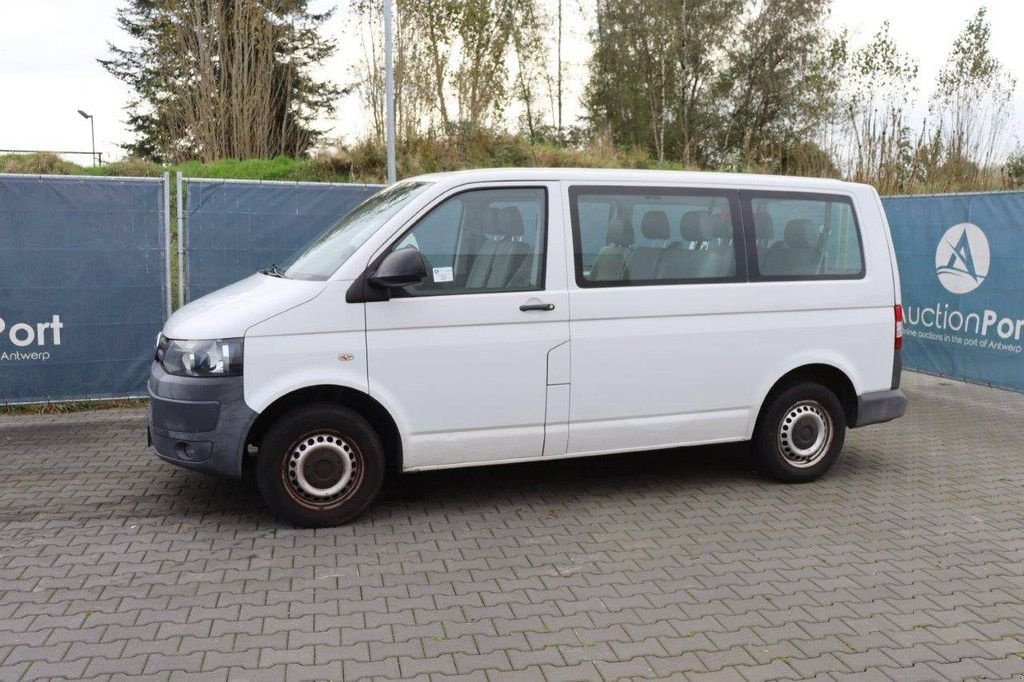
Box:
256, 404, 385, 527
753, 382, 846, 482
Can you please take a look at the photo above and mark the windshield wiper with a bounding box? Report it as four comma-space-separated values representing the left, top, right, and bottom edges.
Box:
260, 263, 287, 278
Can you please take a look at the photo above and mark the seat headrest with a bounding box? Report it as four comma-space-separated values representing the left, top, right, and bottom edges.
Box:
640, 210, 670, 240
753, 210, 774, 240
605, 218, 634, 247
784, 219, 818, 248
680, 211, 709, 242
481, 206, 500, 233
496, 206, 525, 238
710, 215, 733, 239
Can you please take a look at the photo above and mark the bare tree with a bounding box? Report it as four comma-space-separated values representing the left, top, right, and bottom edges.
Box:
353, 0, 548, 138
840, 22, 920, 193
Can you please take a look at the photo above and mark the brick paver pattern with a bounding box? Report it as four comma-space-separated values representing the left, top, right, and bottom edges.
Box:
1, 372, 1023, 681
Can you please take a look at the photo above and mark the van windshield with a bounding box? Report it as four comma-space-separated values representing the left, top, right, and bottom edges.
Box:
280, 181, 431, 280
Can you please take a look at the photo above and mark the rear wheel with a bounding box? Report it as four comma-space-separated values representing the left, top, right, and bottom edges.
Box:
256, 404, 385, 527
753, 382, 846, 482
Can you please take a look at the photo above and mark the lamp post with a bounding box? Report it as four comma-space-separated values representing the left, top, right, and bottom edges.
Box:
384, 0, 396, 185
77, 109, 96, 166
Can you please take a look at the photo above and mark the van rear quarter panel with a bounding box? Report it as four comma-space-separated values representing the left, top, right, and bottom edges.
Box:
738, 186, 899, 432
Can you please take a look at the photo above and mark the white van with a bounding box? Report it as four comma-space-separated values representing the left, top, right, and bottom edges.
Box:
149, 169, 907, 526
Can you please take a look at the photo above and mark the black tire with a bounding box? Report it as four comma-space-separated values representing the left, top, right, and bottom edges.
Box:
256, 404, 385, 527
753, 382, 846, 483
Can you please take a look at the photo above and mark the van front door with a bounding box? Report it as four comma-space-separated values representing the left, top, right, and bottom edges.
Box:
364, 183, 570, 470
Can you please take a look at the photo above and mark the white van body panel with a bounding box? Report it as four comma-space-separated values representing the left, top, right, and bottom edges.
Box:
363, 181, 570, 469
156, 168, 903, 479
243, 280, 369, 413
871, 188, 904, 304
162, 274, 324, 341
566, 295, 886, 454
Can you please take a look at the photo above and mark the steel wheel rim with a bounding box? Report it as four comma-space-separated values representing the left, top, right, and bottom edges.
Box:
777, 400, 832, 468
281, 431, 363, 510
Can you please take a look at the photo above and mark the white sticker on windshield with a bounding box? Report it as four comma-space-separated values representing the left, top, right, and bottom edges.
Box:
432, 266, 454, 283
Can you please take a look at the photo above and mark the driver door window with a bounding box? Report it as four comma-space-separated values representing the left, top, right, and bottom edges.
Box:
392, 187, 547, 296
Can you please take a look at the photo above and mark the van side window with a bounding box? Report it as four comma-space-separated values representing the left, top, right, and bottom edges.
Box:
570, 186, 741, 287
746, 194, 864, 279
392, 187, 546, 296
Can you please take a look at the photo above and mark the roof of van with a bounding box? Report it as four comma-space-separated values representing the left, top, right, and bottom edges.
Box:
407, 167, 865, 191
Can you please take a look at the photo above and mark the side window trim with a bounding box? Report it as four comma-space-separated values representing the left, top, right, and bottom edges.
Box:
568, 184, 747, 288
385, 184, 550, 298
738, 190, 866, 282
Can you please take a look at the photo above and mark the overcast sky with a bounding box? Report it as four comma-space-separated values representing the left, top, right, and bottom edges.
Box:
1, 0, 1021, 165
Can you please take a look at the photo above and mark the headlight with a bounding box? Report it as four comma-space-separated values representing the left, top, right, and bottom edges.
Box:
157, 336, 244, 377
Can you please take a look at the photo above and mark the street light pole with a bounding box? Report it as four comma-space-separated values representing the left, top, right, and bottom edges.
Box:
77, 109, 96, 166
384, 0, 396, 185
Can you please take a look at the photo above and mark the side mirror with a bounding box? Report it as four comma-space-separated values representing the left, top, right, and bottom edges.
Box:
369, 247, 427, 288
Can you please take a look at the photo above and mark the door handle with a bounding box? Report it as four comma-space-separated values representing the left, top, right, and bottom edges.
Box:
520, 302, 555, 312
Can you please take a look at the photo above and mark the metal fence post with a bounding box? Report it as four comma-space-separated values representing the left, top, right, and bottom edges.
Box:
176, 172, 185, 309
384, 0, 396, 184
163, 172, 172, 319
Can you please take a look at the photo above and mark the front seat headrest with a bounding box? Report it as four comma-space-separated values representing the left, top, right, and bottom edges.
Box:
640, 210, 670, 240
709, 215, 733, 240
680, 211, 709, 243
481, 206, 500, 233
753, 210, 774, 240
605, 218, 634, 247
784, 219, 819, 248
496, 206, 525, 238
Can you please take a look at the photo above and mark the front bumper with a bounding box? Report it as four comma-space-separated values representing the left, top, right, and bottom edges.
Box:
852, 389, 908, 428
147, 362, 257, 478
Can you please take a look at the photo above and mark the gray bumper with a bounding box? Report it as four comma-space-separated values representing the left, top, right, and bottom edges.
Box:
852, 389, 908, 428
147, 362, 256, 478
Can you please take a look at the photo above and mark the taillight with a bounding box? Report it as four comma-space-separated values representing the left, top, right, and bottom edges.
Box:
894, 304, 904, 350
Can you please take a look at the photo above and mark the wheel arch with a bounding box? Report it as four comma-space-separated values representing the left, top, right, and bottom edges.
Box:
751, 363, 858, 437
246, 385, 404, 472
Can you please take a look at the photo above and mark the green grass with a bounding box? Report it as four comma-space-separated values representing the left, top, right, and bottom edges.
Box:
172, 156, 355, 182
0, 398, 146, 416
1, 153, 358, 183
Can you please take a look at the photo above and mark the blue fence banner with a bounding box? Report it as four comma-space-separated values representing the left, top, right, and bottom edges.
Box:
183, 179, 380, 301
883, 191, 1024, 392
0, 174, 169, 404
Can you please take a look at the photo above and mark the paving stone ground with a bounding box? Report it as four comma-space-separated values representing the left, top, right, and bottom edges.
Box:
1, 371, 1023, 681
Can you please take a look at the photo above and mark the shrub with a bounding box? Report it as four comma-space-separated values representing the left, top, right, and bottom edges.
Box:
1005, 149, 1024, 189
0, 152, 82, 175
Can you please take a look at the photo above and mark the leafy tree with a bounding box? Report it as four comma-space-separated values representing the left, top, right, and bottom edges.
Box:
100, 0, 343, 162
1004, 148, 1024, 189
715, 0, 843, 172
509, 0, 548, 137
585, 0, 743, 164
586, 0, 675, 160
585, 0, 843, 171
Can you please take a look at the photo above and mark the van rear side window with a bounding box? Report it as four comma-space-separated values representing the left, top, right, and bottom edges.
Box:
745, 193, 864, 279
569, 186, 743, 287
